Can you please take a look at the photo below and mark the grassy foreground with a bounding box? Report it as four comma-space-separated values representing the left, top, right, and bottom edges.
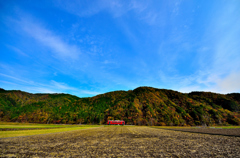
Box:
0, 126, 99, 138
0, 122, 100, 138
0, 121, 93, 128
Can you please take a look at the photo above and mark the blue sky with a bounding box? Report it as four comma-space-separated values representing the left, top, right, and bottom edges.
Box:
0, 0, 240, 97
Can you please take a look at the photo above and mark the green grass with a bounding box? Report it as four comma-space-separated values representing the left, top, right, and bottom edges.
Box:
0, 125, 64, 128
0, 124, 94, 129
0, 122, 101, 138
0, 126, 99, 138
0, 121, 99, 128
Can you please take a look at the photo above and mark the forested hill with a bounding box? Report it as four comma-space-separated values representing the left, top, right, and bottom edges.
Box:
0, 87, 239, 126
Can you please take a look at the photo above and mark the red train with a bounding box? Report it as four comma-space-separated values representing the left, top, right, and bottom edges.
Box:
107, 120, 125, 125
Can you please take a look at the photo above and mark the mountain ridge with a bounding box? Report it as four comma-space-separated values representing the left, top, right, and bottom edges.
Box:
0, 87, 239, 126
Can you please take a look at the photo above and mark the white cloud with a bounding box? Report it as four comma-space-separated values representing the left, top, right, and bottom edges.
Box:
0, 73, 100, 96
178, 85, 202, 93
51, 80, 76, 91
0, 80, 18, 86
216, 72, 240, 93
54, 0, 105, 17
6, 45, 29, 57
10, 13, 81, 60
80, 90, 100, 95
0, 73, 34, 85
129, 0, 147, 12
27, 87, 57, 94
198, 2, 240, 93
102, 60, 116, 65
141, 11, 158, 25
55, 0, 159, 25
160, 1, 240, 94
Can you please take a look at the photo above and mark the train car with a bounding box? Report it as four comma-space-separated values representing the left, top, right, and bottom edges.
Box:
107, 120, 125, 125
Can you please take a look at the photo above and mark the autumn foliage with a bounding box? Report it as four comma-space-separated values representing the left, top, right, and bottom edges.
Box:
0, 87, 239, 126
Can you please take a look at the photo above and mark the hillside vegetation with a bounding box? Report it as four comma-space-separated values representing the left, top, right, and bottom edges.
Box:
0, 87, 239, 126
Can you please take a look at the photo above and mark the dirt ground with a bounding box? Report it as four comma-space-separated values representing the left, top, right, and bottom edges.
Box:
1, 126, 240, 157
159, 127, 240, 137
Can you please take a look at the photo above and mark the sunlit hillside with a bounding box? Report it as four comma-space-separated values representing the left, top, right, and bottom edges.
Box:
0, 87, 239, 126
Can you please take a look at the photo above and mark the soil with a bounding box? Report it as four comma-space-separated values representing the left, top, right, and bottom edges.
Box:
160, 127, 240, 137
0, 126, 240, 157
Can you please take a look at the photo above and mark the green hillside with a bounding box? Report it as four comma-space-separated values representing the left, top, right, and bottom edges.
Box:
0, 87, 239, 126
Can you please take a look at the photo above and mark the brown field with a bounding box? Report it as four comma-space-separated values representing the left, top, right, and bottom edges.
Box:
154, 127, 240, 137
1, 126, 240, 157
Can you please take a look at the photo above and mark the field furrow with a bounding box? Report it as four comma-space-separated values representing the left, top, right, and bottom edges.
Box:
0, 126, 239, 157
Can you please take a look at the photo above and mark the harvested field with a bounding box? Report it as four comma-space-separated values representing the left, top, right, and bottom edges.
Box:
1, 126, 240, 157
155, 127, 240, 137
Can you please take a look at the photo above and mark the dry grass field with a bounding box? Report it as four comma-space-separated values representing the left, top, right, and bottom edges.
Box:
1, 126, 240, 157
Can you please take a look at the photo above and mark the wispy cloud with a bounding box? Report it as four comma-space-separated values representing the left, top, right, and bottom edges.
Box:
0, 73, 100, 96
6, 45, 29, 57
177, 70, 240, 94
27, 87, 57, 94
155, 1, 240, 93
50, 80, 101, 95
54, 0, 104, 17
9, 12, 80, 60
1, 0, 239, 96
80, 90, 100, 95
50, 80, 76, 91
197, 2, 240, 93
216, 72, 240, 93
0, 80, 18, 86
55, 0, 129, 17
55, 0, 159, 25
0, 73, 34, 85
